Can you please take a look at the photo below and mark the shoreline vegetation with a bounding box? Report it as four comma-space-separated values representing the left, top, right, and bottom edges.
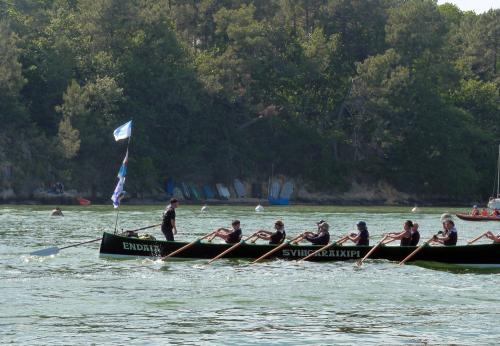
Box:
1, 1, 498, 204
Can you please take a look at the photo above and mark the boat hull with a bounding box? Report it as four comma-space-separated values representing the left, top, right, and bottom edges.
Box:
99, 232, 500, 267
456, 213, 500, 222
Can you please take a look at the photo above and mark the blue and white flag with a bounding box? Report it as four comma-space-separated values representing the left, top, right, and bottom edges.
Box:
117, 150, 128, 179
113, 120, 132, 141
111, 150, 129, 208
111, 176, 126, 208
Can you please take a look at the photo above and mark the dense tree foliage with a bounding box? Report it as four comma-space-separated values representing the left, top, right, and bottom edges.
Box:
0, 0, 498, 202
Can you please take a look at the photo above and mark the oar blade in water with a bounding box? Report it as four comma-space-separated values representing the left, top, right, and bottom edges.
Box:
30, 246, 60, 256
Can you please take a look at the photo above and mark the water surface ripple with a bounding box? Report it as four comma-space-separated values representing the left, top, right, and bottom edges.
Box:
1, 205, 499, 345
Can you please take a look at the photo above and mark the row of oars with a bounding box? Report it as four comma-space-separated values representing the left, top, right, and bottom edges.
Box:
29, 225, 495, 266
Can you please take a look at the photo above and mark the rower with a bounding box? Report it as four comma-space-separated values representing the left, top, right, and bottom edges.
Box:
481, 208, 489, 216
255, 220, 286, 244
491, 208, 500, 217
484, 231, 500, 243
410, 223, 420, 246
51, 207, 63, 216
432, 219, 457, 246
470, 205, 480, 216
303, 221, 330, 245
385, 220, 413, 246
345, 221, 369, 246
211, 220, 243, 244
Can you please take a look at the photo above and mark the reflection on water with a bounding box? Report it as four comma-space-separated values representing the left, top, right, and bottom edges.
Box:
1, 205, 500, 344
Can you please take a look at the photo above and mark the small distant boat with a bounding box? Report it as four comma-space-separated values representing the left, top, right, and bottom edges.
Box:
77, 197, 91, 205
411, 205, 419, 213
456, 214, 500, 222
201, 204, 209, 213
255, 204, 264, 212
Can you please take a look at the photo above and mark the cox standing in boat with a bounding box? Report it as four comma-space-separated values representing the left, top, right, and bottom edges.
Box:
161, 198, 178, 241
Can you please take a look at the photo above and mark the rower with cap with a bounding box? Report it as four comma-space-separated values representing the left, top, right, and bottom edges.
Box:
385, 220, 413, 246
211, 219, 243, 244
345, 221, 370, 246
255, 220, 286, 244
303, 221, 330, 245
432, 219, 458, 246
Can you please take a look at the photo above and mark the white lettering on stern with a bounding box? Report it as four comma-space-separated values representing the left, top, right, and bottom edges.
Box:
282, 248, 360, 258
123, 242, 160, 253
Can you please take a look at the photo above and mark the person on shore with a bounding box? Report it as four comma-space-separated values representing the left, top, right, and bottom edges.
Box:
385, 220, 413, 246
345, 221, 369, 246
470, 205, 480, 216
432, 219, 457, 246
484, 231, 500, 243
210, 220, 243, 244
161, 198, 178, 241
410, 223, 420, 246
481, 208, 489, 216
51, 207, 63, 216
255, 220, 286, 244
303, 221, 330, 245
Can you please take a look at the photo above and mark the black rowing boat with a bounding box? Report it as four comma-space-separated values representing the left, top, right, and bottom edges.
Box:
99, 232, 500, 268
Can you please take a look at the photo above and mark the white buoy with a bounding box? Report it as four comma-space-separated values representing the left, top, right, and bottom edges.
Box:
201, 204, 208, 213
411, 205, 419, 213
255, 204, 264, 212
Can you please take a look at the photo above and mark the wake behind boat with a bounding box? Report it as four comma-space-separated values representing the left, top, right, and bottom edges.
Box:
98, 232, 500, 269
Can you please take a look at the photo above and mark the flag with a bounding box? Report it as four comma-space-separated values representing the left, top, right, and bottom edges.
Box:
111, 176, 126, 208
113, 120, 132, 141
111, 150, 129, 208
117, 150, 128, 179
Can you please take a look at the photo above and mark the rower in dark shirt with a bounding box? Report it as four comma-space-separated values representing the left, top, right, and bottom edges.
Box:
386, 220, 413, 246
433, 220, 457, 246
304, 221, 330, 245
346, 221, 369, 246
255, 220, 286, 244
410, 223, 420, 246
211, 220, 243, 244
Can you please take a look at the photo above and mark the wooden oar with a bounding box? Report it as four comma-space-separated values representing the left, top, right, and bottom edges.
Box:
251, 233, 305, 264
30, 223, 162, 257
162, 231, 216, 260
207, 232, 260, 264
467, 232, 488, 245
30, 237, 103, 256
398, 235, 435, 265
298, 236, 349, 262
356, 235, 388, 266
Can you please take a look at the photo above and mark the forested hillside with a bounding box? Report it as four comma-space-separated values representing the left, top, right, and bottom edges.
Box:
0, 0, 498, 202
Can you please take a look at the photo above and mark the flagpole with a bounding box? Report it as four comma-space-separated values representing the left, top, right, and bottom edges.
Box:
113, 122, 132, 234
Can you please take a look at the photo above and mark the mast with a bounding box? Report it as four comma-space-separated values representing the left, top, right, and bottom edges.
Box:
497, 144, 500, 197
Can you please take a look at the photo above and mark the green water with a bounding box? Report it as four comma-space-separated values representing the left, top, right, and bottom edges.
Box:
1, 205, 499, 345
